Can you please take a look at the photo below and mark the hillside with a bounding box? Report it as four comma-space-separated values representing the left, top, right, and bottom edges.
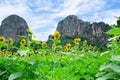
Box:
0, 14, 29, 40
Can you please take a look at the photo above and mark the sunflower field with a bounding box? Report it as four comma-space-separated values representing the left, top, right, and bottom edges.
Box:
0, 18, 120, 80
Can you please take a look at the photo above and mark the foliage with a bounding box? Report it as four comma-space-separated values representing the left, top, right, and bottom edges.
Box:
0, 52, 110, 80
96, 17, 120, 80
0, 17, 120, 80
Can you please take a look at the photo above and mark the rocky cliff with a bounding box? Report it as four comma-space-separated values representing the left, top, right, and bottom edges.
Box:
0, 14, 29, 40
56, 15, 111, 46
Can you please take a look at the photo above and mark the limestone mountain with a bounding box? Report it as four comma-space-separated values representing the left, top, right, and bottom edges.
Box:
56, 15, 111, 47
0, 14, 29, 40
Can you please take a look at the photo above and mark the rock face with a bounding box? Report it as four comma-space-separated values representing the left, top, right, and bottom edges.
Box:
0, 14, 29, 40
57, 15, 111, 46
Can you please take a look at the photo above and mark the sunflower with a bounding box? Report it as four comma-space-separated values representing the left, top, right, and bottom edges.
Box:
83, 40, 87, 46
0, 36, 6, 43
63, 48, 67, 52
66, 43, 71, 50
114, 34, 117, 37
33, 35, 37, 39
96, 50, 99, 53
1, 52, 6, 56
89, 45, 92, 49
54, 31, 60, 40
52, 44, 56, 50
73, 38, 81, 44
42, 42, 47, 49
7, 51, 12, 56
28, 40, 31, 45
93, 46, 96, 49
9, 38, 14, 45
13, 52, 18, 56
27, 29, 33, 34
20, 39, 26, 45
24, 53, 28, 57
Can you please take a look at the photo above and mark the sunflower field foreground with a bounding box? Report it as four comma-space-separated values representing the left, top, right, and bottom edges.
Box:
0, 18, 120, 80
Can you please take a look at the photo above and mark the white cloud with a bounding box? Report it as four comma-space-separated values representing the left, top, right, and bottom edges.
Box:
99, 9, 120, 24
34, 28, 56, 41
0, 0, 30, 24
82, 9, 120, 24
48, 0, 105, 18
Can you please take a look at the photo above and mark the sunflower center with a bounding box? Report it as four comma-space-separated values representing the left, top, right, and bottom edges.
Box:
0, 38, 3, 42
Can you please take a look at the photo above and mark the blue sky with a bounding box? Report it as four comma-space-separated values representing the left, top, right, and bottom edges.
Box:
0, 0, 120, 41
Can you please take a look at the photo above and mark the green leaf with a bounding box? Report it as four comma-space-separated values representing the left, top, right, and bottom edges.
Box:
99, 64, 120, 74
95, 72, 106, 77
10, 46, 18, 49
19, 36, 26, 39
0, 70, 7, 76
110, 64, 120, 73
32, 40, 41, 44
56, 45, 63, 49
55, 40, 61, 44
99, 64, 111, 71
39, 65, 49, 75
100, 51, 109, 56
17, 49, 29, 56
111, 55, 120, 62
17, 45, 30, 56
108, 36, 119, 41
8, 72, 23, 80
20, 45, 27, 50
96, 73, 113, 80
28, 60, 36, 65
27, 29, 33, 34
106, 28, 120, 34
114, 16, 120, 20
5, 57, 17, 60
